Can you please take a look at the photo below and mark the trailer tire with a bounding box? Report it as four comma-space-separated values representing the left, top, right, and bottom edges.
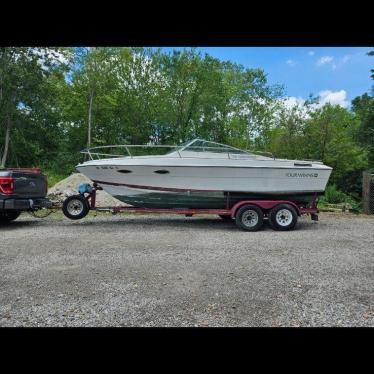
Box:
235, 204, 263, 231
269, 204, 298, 231
62, 195, 90, 220
0, 211, 21, 224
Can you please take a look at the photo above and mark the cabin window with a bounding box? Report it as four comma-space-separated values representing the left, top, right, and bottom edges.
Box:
117, 169, 132, 174
154, 170, 170, 174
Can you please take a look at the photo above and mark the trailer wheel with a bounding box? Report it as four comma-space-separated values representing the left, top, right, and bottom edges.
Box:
0, 211, 21, 224
62, 195, 90, 220
235, 205, 263, 231
269, 204, 298, 231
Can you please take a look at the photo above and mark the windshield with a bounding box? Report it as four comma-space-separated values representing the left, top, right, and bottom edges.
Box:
166, 139, 255, 157
183, 139, 252, 155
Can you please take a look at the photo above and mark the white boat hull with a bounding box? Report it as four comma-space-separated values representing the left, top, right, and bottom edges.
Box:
76, 158, 332, 208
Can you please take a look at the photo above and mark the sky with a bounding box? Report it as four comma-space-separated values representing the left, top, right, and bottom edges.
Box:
160, 47, 373, 108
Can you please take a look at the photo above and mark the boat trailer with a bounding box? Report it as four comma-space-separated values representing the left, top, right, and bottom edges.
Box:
58, 182, 319, 231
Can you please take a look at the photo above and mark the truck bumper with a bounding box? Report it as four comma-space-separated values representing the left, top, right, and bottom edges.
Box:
0, 197, 52, 211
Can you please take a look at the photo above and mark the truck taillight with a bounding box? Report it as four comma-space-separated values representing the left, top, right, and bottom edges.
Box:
0, 177, 14, 195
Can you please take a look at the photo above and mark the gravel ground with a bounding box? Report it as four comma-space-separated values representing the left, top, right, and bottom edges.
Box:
0, 212, 373, 327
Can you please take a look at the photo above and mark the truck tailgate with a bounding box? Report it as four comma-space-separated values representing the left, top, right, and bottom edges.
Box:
1, 169, 48, 198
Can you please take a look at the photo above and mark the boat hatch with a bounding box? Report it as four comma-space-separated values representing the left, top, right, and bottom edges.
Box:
294, 162, 313, 167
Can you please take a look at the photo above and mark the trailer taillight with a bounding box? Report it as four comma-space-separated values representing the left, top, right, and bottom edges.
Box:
0, 177, 14, 195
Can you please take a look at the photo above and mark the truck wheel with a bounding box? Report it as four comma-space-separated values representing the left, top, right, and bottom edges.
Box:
62, 195, 90, 220
0, 211, 21, 223
235, 204, 263, 231
269, 204, 298, 231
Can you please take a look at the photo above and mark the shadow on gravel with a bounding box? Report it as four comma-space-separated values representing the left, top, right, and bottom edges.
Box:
0, 216, 321, 232
62, 216, 320, 232
72, 217, 240, 231
0, 220, 43, 230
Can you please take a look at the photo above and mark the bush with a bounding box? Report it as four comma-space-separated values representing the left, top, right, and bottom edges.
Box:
44, 170, 67, 188
323, 185, 349, 204
319, 184, 362, 212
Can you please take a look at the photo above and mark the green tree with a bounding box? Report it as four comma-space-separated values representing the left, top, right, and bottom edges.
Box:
267, 99, 315, 159
110, 47, 169, 145
351, 93, 374, 168
304, 104, 368, 196
68, 47, 119, 148
368, 48, 374, 80
154, 49, 283, 148
0, 47, 71, 168
2, 46, 369, 201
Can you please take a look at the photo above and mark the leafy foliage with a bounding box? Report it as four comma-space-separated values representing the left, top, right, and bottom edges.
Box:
368, 48, 374, 80
323, 184, 352, 204
351, 93, 374, 168
0, 47, 373, 206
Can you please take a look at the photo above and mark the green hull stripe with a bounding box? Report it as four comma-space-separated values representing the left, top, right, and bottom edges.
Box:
114, 191, 318, 209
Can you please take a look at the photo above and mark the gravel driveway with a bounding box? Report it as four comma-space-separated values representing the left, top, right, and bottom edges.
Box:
1, 212, 373, 327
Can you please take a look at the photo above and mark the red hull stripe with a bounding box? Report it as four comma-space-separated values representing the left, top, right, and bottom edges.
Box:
92, 180, 218, 193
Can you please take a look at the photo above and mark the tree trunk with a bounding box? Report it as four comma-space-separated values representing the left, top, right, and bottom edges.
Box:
1, 116, 11, 168
88, 89, 94, 147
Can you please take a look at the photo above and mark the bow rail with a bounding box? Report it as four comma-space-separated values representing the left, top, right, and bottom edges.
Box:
81, 144, 276, 161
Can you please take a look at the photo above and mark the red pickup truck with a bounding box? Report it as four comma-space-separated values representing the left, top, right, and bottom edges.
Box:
0, 168, 51, 224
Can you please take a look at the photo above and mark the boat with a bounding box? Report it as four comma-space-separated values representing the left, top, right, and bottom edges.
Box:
75, 139, 332, 209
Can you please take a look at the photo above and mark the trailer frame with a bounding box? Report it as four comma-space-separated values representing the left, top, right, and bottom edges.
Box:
61, 182, 319, 231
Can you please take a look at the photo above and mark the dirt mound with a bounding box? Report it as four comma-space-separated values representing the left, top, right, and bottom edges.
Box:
48, 173, 125, 207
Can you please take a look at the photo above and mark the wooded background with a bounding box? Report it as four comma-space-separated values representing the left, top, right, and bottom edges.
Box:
0, 47, 373, 205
